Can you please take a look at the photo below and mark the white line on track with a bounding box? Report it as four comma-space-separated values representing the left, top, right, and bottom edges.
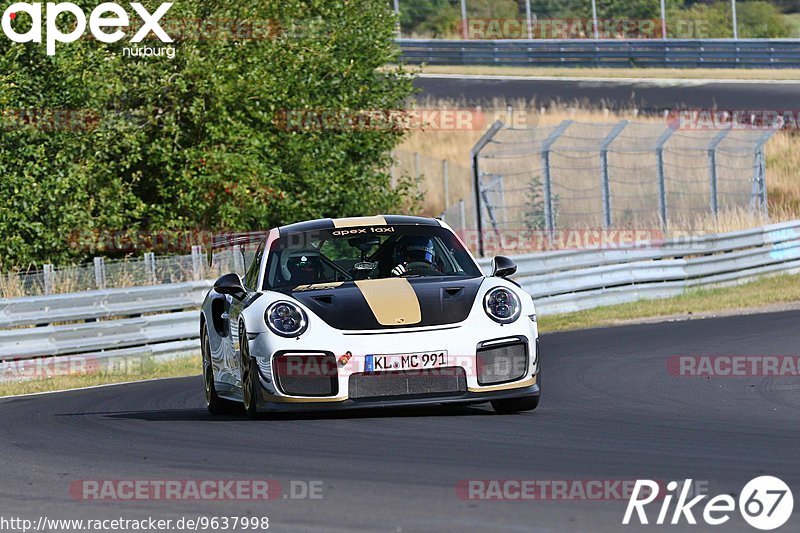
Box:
417, 72, 800, 86
0, 374, 200, 400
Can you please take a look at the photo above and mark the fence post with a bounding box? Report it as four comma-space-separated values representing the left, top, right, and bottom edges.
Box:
655, 126, 676, 231
470, 120, 505, 257
751, 130, 776, 216
751, 149, 767, 215
43, 264, 54, 295
414, 152, 421, 184
93, 257, 106, 290
393, 0, 401, 38
708, 129, 730, 217
191, 245, 205, 281
143, 252, 156, 285
599, 120, 629, 229
459, 199, 466, 234
442, 159, 450, 212
540, 120, 573, 236
759, 148, 768, 213
480, 175, 504, 235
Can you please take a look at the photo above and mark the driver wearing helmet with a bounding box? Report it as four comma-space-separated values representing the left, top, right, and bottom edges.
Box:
284, 251, 321, 285
391, 236, 439, 276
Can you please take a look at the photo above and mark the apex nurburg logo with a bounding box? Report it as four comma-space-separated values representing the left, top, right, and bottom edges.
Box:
1, 2, 173, 55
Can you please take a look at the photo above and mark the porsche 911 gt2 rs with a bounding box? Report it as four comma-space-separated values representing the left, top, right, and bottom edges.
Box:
200, 215, 540, 417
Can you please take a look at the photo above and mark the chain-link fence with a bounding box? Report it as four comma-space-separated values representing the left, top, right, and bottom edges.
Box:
0, 247, 257, 299
393, 150, 476, 232
469, 119, 773, 254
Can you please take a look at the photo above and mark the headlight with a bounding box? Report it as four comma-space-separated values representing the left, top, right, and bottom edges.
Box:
484, 287, 522, 324
265, 301, 308, 337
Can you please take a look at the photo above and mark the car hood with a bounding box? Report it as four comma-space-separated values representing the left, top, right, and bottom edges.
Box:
285, 276, 484, 331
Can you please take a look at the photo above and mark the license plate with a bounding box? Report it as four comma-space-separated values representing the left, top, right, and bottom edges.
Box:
365, 351, 447, 372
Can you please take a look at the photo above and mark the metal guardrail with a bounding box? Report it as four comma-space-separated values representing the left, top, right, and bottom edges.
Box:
477, 220, 800, 314
0, 282, 211, 381
398, 39, 800, 68
0, 281, 211, 329
2, 221, 800, 380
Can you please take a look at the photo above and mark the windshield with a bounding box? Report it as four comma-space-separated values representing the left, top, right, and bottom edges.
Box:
264, 225, 482, 290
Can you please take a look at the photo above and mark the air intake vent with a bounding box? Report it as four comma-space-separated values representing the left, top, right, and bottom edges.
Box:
477, 342, 528, 385
273, 352, 338, 397
349, 368, 467, 400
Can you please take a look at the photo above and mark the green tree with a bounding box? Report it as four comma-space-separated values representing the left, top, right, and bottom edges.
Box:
395, 0, 453, 34
0, 0, 415, 269
668, 1, 790, 37
395, 0, 521, 37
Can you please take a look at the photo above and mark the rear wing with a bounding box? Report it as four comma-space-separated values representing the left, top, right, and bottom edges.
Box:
205, 231, 269, 267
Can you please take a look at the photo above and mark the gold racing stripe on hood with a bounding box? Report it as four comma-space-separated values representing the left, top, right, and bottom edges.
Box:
354, 278, 422, 326
332, 215, 387, 228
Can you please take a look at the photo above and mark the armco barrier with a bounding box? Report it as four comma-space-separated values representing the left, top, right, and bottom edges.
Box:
0, 282, 211, 382
0, 281, 211, 328
476, 220, 800, 314
398, 39, 800, 68
2, 221, 800, 381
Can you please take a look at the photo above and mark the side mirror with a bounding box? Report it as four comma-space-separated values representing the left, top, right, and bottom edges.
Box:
214, 273, 247, 300
492, 256, 517, 278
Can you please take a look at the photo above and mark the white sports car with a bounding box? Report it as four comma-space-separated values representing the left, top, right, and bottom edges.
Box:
200, 215, 540, 417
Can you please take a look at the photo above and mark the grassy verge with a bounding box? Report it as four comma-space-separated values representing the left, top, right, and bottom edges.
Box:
539, 272, 800, 332
0, 354, 201, 398
417, 65, 800, 81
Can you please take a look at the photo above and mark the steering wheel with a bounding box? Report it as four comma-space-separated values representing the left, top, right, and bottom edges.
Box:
400, 261, 445, 277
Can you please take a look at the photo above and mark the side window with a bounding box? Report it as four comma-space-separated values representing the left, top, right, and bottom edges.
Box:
244, 240, 265, 290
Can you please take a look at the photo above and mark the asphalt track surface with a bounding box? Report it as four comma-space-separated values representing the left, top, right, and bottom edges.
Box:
415, 75, 800, 111
1, 311, 799, 532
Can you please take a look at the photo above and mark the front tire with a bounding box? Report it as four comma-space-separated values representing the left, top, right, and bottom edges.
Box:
203, 325, 237, 415
492, 395, 539, 414
240, 326, 261, 419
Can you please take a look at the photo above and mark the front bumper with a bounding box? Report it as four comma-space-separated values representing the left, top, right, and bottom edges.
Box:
253, 377, 539, 412
247, 319, 540, 411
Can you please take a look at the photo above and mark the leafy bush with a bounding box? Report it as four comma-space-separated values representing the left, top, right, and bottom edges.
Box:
398, 0, 521, 37
668, 1, 790, 38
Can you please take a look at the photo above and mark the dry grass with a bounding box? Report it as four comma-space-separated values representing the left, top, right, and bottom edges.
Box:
765, 131, 800, 216
397, 103, 800, 234
539, 272, 800, 332
417, 65, 800, 81
0, 354, 201, 397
